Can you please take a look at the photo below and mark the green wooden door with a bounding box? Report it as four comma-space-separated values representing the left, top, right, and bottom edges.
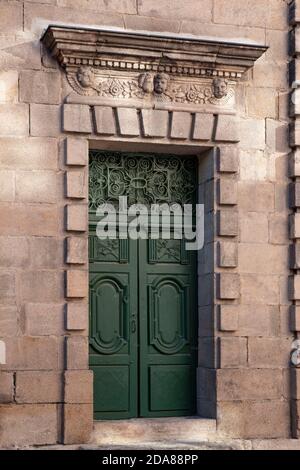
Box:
89, 151, 197, 419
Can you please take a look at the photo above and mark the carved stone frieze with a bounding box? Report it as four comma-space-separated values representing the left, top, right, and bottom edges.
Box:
42, 26, 267, 110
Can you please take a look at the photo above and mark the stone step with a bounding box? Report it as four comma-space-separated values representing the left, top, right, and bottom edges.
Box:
91, 417, 217, 446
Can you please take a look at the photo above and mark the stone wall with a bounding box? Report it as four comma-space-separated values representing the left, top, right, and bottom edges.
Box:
0, 0, 293, 446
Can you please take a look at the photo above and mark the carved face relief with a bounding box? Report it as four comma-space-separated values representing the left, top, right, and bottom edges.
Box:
138, 73, 154, 93
77, 66, 95, 88
154, 73, 169, 94
212, 78, 228, 99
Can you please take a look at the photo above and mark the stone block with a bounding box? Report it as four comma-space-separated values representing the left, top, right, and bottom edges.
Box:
116, 107, 140, 136
170, 112, 192, 139
141, 109, 169, 138
66, 204, 88, 232
217, 273, 240, 300
16, 170, 57, 203
290, 149, 300, 177
25, 303, 64, 336
65, 138, 88, 166
137, 0, 213, 22
292, 369, 300, 399
0, 306, 18, 337
218, 401, 290, 439
94, 106, 116, 135
16, 371, 63, 404
0, 204, 58, 237
218, 305, 239, 332
248, 338, 290, 368
290, 244, 300, 269
269, 213, 289, 245
214, 0, 269, 27
218, 178, 237, 205
289, 182, 300, 208
218, 337, 247, 368
66, 302, 88, 331
0, 137, 57, 170
238, 305, 280, 337
0, 372, 14, 403
192, 113, 214, 141
238, 119, 265, 150
290, 306, 300, 332
238, 182, 274, 212
0, 273, 15, 305
66, 270, 88, 298
57, 0, 136, 14
0, 237, 29, 267
64, 370, 93, 403
66, 336, 88, 370
0, 404, 58, 447
240, 212, 269, 243
218, 241, 238, 268
246, 87, 277, 119
30, 104, 61, 137
124, 14, 180, 33
241, 274, 280, 305
3, 337, 59, 371
217, 146, 239, 173
63, 403, 93, 444
266, 119, 289, 154
20, 271, 64, 302
66, 237, 88, 265
20, 71, 61, 104
63, 104, 92, 134
0, 170, 14, 202
0, 104, 29, 136
217, 210, 238, 237
290, 213, 300, 239
66, 170, 87, 199
0, 71, 18, 103
29, 237, 63, 269
217, 369, 283, 401
214, 115, 239, 143
238, 243, 287, 275
0, 3, 23, 33
239, 150, 268, 181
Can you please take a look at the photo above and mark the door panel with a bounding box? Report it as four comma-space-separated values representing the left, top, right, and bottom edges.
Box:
89, 230, 138, 419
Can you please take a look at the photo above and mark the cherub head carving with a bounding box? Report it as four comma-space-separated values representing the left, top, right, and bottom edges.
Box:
154, 73, 170, 94
77, 66, 95, 88
138, 73, 154, 93
212, 78, 228, 99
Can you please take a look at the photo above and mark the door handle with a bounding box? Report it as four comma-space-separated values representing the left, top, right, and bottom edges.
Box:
131, 313, 137, 333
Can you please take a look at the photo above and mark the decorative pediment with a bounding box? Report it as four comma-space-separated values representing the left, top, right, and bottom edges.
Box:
42, 26, 267, 112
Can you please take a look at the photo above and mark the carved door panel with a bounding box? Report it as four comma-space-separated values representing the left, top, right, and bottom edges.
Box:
89, 151, 197, 419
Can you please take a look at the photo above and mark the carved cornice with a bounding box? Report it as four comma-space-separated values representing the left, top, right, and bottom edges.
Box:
42, 26, 267, 110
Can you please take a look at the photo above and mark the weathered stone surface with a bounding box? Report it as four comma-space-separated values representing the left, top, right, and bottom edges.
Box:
0, 237, 29, 267
2, 337, 59, 371
25, 303, 64, 336
64, 370, 93, 403
137, 0, 213, 22
124, 14, 180, 33
238, 182, 274, 212
63, 403, 93, 444
57, 0, 136, 14
141, 109, 168, 138
29, 237, 63, 269
66, 302, 88, 331
218, 178, 237, 205
0, 3, 23, 34
16, 371, 63, 404
0, 404, 58, 447
0, 170, 14, 202
94, 106, 116, 135
66, 336, 88, 370
290, 306, 300, 332
218, 305, 239, 332
219, 337, 247, 368
63, 104, 92, 134
241, 274, 280, 305
0, 71, 18, 103
66, 237, 88, 265
0, 306, 18, 337
217, 146, 239, 173
246, 87, 277, 119
290, 213, 300, 239
238, 120, 265, 150
217, 369, 283, 400
66, 270, 88, 298
20, 271, 64, 302
193, 113, 214, 141
218, 273, 240, 300
213, 0, 269, 27
0, 104, 29, 136
0, 372, 14, 403
217, 210, 238, 237
16, 170, 57, 203
66, 171, 87, 199
66, 204, 88, 232
0, 273, 15, 305
239, 150, 268, 180
248, 337, 290, 368
215, 115, 239, 143
20, 71, 61, 105
269, 214, 289, 245
218, 241, 238, 268
0, 137, 57, 170
170, 112, 192, 139
238, 244, 288, 274
65, 137, 88, 167
30, 104, 61, 137
117, 107, 140, 137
